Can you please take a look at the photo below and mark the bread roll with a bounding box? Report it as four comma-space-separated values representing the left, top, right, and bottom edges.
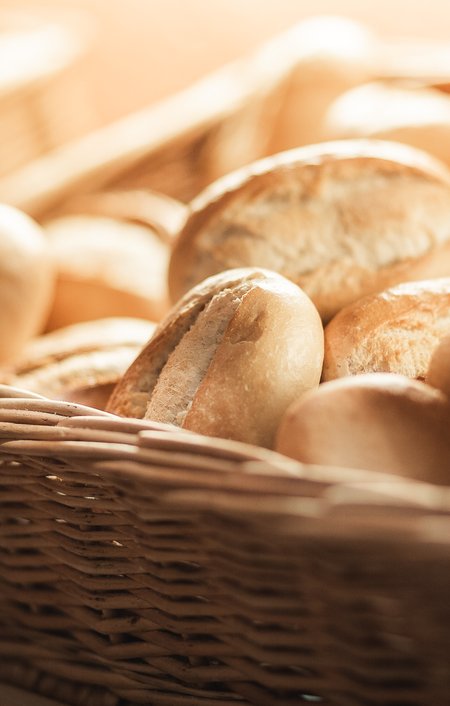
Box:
44, 214, 171, 330
9, 317, 156, 410
169, 139, 450, 322
323, 279, 450, 382
322, 82, 450, 167
107, 268, 324, 449
59, 188, 188, 243
264, 16, 376, 153
426, 333, 450, 399
0, 204, 54, 365
275, 373, 450, 485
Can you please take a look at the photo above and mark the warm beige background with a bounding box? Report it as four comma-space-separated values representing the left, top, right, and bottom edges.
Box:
4, 0, 450, 126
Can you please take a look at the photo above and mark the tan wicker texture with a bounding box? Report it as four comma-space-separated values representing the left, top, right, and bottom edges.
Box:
0, 385, 449, 705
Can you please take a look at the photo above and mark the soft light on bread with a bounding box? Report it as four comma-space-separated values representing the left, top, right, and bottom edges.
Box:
275, 373, 450, 485
44, 214, 171, 330
264, 16, 376, 153
8, 317, 156, 410
426, 333, 450, 400
0, 204, 54, 365
169, 139, 450, 322
322, 81, 450, 167
107, 267, 324, 449
323, 279, 450, 381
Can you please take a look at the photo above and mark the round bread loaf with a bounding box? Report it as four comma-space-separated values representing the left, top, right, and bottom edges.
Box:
169, 139, 450, 322
8, 317, 156, 410
44, 214, 171, 330
107, 268, 324, 449
426, 333, 450, 399
322, 82, 450, 167
0, 204, 54, 365
323, 279, 450, 381
275, 373, 450, 485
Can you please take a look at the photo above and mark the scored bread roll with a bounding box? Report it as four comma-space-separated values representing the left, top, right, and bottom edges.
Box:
44, 214, 171, 331
323, 279, 450, 381
275, 373, 450, 485
169, 139, 450, 322
0, 204, 54, 365
8, 317, 156, 410
107, 268, 324, 449
426, 333, 450, 399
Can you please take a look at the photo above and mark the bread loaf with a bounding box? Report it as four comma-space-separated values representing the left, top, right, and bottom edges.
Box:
107, 268, 324, 448
169, 139, 450, 322
323, 278, 450, 381
264, 16, 376, 153
0, 204, 54, 365
44, 214, 171, 330
275, 373, 450, 485
8, 317, 156, 410
322, 81, 450, 167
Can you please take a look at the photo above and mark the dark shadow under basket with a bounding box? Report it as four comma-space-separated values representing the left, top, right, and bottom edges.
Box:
0, 385, 449, 706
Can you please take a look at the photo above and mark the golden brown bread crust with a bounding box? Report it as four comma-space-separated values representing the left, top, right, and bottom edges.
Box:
323, 279, 450, 381
9, 317, 156, 410
169, 139, 450, 321
275, 373, 450, 485
0, 205, 54, 365
107, 267, 324, 449
426, 333, 450, 399
44, 214, 171, 330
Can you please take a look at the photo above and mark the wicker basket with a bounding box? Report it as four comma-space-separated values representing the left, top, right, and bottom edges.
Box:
0, 21, 449, 705
0, 385, 449, 706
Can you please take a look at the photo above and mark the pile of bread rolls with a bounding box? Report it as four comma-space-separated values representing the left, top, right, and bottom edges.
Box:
1, 16, 450, 486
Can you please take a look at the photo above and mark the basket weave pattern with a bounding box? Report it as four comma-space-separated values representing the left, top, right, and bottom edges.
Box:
0, 387, 449, 705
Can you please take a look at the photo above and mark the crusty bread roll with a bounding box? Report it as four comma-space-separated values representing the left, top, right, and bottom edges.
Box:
107, 268, 324, 449
426, 333, 450, 399
44, 214, 171, 331
8, 317, 156, 410
169, 139, 450, 322
275, 373, 450, 485
323, 279, 450, 382
322, 82, 450, 167
0, 204, 54, 365
264, 16, 376, 153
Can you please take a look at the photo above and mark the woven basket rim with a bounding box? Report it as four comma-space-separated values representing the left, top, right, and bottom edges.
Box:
1, 383, 449, 549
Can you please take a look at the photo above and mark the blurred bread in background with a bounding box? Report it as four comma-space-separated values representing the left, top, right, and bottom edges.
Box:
44, 213, 171, 330
264, 16, 378, 153
7, 0, 450, 129
0, 204, 54, 365
0, 7, 98, 177
5, 316, 156, 409
322, 81, 450, 166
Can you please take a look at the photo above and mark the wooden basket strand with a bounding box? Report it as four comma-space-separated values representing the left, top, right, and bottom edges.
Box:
0, 387, 449, 705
